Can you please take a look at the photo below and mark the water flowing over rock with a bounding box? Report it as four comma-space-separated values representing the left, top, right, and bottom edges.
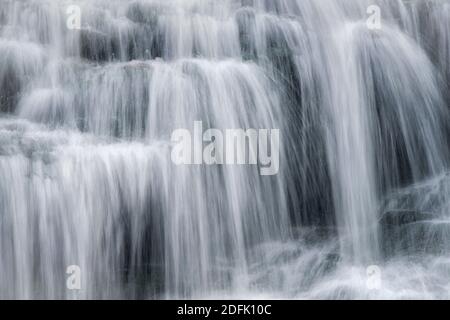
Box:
0, 0, 450, 299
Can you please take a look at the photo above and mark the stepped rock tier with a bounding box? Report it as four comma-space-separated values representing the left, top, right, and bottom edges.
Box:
0, 0, 450, 299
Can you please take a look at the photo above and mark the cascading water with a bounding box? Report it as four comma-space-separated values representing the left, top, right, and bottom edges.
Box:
0, 0, 450, 299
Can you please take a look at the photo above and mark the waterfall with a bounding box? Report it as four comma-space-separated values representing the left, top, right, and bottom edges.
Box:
1, 0, 450, 299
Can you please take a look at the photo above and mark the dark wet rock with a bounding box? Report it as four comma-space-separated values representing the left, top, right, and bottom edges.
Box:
380, 173, 450, 256
79, 28, 119, 62
380, 210, 435, 226
123, 2, 166, 59
382, 173, 450, 217
380, 210, 450, 256
0, 42, 44, 113
0, 67, 21, 113
126, 2, 160, 27
123, 23, 164, 60
122, 25, 150, 60
235, 7, 257, 61
292, 226, 337, 244
0, 8, 6, 25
